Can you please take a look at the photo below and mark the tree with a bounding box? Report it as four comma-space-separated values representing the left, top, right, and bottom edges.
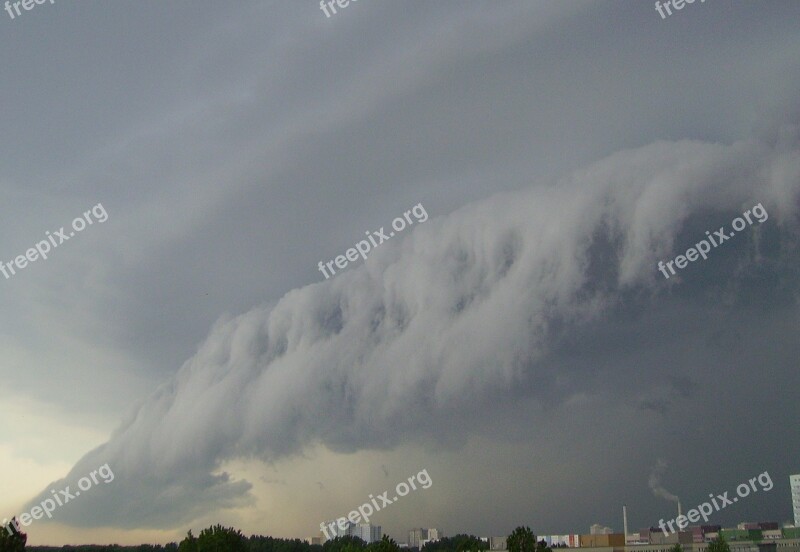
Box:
0, 519, 26, 552
178, 531, 198, 552
248, 534, 318, 552
670, 544, 683, 552
536, 540, 552, 552
707, 536, 730, 552
323, 536, 367, 552
196, 525, 246, 552
367, 536, 400, 552
422, 535, 487, 552
507, 527, 536, 552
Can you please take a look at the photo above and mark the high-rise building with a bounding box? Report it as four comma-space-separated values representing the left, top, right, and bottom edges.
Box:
409, 529, 428, 549
323, 521, 382, 543
409, 528, 441, 549
791, 474, 800, 527
351, 523, 382, 544
323, 520, 352, 539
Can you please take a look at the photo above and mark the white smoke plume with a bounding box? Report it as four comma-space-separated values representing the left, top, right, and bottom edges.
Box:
649, 459, 679, 504
25, 113, 800, 527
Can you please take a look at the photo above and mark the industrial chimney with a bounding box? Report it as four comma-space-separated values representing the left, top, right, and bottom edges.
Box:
623, 505, 629, 542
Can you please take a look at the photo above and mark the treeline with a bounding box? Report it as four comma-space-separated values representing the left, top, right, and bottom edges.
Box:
21, 527, 401, 552
29, 546, 178, 552
6, 525, 541, 552
420, 535, 488, 552
20, 533, 490, 552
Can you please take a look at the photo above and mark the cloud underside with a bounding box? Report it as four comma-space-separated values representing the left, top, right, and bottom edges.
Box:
28, 111, 800, 528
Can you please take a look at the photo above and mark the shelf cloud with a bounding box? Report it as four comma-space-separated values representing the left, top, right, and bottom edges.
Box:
26, 108, 800, 528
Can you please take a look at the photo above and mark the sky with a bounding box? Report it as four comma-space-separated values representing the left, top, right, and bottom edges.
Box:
1, 0, 799, 547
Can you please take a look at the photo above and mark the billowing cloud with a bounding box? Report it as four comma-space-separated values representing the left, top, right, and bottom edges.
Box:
26, 111, 800, 528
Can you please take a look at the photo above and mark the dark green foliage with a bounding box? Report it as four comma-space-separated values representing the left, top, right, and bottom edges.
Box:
195, 525, 246, 552
32, 545, 164, 552
708, 536, 731, 552
247, 535, 319, 552
421, 534, 487, 552
506, 527, 536, 552
28, 541, 176, 552
178, 531, 198, 552
0, 520, 27, 552
321, 536, 366, 552
26, 526, 480, 552
366, 536, 399, 552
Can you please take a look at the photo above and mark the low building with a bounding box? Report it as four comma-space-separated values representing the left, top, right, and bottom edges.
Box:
580, 533, 625, 548
721, 529, 763, 542
619, 539, 800, 552
647, 531, 694, 546
540, 535, 581, 547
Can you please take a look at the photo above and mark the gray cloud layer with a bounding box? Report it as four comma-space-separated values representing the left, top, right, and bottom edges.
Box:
27, 111, 800, 527
2, 1, 799, 538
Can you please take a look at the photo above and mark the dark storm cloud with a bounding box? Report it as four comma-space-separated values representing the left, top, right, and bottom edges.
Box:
26, 111, 800, 527
2, 0, 800, 539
